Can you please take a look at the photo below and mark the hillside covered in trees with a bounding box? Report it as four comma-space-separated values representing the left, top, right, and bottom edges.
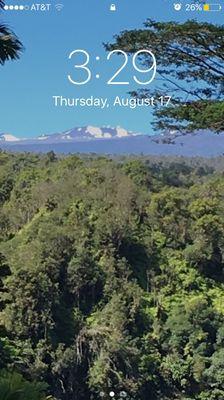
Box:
0, 151, 224, 400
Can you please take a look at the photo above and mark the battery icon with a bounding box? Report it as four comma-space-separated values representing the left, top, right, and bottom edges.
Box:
204, 3, 222, 11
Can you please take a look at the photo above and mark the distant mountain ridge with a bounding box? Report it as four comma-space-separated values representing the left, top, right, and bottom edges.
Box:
0, 126, 139, 143
1, 127, 224, 157
37, 125, 139, 142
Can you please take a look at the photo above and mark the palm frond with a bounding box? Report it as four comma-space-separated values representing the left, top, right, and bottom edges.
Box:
0, 23, 23, 64
0, 370, 48, 400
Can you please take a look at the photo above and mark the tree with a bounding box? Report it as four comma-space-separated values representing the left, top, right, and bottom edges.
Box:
0, 1, 23, 64
106, 20, 224, 132
0, 370, 50, 400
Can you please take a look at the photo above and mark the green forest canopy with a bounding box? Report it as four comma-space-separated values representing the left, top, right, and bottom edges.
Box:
0, 151, 224, 399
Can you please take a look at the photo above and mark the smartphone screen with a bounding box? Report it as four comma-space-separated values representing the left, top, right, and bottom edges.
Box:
0, 1, 224, 400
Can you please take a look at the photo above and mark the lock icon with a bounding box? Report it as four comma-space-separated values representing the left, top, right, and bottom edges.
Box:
110, 3, 116, 11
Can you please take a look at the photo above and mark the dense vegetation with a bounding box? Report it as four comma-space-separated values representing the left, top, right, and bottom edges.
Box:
0, 151, 224, 399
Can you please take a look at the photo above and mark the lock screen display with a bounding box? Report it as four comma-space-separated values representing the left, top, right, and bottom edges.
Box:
0, 1, 224, 400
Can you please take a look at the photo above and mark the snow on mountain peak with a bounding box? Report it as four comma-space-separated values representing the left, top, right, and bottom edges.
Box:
116, 127, 129, 137
86, 126, 104, 138
0, 126, 140, 145
0, 133, 20, 142
35, 126, 138, 142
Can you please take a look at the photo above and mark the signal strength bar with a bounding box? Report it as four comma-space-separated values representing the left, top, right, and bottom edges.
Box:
4, 5, 27, 10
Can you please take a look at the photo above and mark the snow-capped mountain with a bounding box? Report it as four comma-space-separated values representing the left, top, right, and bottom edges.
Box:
36, 126, 139, 142
0, 133, 20, 142
1, 128, 224, 157
0, 126, 139, 143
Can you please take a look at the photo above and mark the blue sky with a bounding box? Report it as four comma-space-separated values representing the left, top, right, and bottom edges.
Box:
0, 0, 223, 138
